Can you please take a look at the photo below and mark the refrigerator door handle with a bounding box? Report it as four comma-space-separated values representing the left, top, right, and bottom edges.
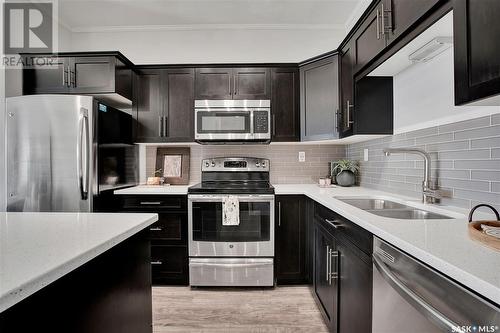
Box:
78, 108, 90, 200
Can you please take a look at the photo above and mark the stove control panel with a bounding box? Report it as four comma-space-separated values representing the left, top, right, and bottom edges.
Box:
201, 157, 270, 172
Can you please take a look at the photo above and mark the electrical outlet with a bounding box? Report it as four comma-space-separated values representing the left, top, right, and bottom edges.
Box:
299, 151, 306, 162
364, 149, 369, 161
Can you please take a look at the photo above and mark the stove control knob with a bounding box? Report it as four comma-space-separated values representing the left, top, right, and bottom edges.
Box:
261, 161, 266, 168
255, 162, 260, 167
204, 161, 210, 168
211, 161, 216, 167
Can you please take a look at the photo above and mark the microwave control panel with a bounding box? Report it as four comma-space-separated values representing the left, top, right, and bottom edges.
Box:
253, 111, 269, 134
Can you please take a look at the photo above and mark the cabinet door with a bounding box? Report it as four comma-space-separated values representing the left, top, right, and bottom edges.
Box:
275, 196, 307, 284
354, 3, 386, 72
151, 245, 189, 285
147, 213, 187, 245
339, 43, 355, 138
271, 67, 299, 142
135, 70, 164, 142
300, 56, 339, 141
23, 56, 69, 94
163, 68, 195, 142
385, 0, 443, 45
70, 57, 115, 94
313, 223, 338, 332
233, 68, 271, 99
337, 238, 372, 333
195, 68, 233, 99
454, 0, 500, 105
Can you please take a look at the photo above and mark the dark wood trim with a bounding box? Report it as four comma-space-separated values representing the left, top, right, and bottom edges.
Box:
20, 51, 135, 68
298, 50, 339, 67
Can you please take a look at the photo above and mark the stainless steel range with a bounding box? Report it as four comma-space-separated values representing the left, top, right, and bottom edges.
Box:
188, 157, 274, 286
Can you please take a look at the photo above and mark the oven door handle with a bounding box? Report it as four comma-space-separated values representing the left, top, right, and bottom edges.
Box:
190, 262, 273, 268
188, 194, 275, 202
373, 253, 460, 332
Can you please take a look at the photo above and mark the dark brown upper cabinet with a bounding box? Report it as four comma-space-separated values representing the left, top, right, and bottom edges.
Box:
454, 0, 500, 105
354, 3, 387, 72
162, 68, 195, 142
384, 0, 443, 45
300, 56, 339, 141
22, 53, 133, 109
233, 68, 271, 99
271, 67, 300, 142
195, 67, 270, 100
339, 42, 355, 138
135, 68, 195, 143
195, 68, 233, 99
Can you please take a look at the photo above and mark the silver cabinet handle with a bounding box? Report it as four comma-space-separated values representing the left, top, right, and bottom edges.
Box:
278, 201, 281, 226
373, 254, 459, 331
325, 218, 342, 228
164, 115, 168, 137
140, 201, 162, 205
326, 245, 330, 282
334, 109, 339, 133
329, 250, 339, 284
151, 261, 163, 265
158, 116, 163, 137
62, 64, 67, 86
272, 114, 276, 136
149, 227, 162, 231
381, 4, 386, 36
70, 70, 76, 88
376, 8, 381, 40
346, 100, 354, 128
65, 66, 70, 87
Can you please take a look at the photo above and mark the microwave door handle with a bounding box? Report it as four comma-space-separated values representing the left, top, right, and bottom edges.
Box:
372, 254, 460, 332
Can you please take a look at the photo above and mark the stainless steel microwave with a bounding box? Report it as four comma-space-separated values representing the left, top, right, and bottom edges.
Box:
194, 100, 271, 144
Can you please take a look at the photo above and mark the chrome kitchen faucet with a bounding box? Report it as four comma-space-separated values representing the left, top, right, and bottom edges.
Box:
383, 148, 443, 204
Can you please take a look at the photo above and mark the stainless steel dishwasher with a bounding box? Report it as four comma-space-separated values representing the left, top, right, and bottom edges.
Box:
372, 237, 500, 333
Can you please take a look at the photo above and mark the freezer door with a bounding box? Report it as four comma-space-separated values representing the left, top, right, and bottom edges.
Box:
6, 95, 95, 212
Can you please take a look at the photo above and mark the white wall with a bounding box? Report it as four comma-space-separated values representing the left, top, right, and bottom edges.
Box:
1, 0, 6, 211
70, 28, 345, 64
393, 48, 500, 133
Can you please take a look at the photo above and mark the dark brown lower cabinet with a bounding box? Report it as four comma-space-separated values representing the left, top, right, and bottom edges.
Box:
151, 245, 189, 285
313, 202, 373, 333
118, 195, 189, 285
275, 195, 308, 284
313, 222, 338, 333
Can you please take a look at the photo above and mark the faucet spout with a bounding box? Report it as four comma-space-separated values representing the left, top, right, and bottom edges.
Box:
383, 147, 437, 203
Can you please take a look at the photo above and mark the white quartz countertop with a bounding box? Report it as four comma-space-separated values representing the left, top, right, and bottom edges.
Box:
0, 212, 158, 313
111, 183, 500, 304
274, 184, 500, 305
114, 185, 192, 195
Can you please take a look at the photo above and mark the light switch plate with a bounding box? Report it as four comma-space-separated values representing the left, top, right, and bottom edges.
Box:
299, 151, 306, 162
364, 149, 369, 161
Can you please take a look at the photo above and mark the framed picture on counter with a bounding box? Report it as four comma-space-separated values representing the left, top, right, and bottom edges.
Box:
155, 147, 190, 185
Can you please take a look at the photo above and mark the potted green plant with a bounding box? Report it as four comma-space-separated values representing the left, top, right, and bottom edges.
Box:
332, 159, 359, 187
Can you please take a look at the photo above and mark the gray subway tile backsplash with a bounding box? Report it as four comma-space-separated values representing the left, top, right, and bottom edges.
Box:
142, 113, 500, 212
347, 113, 500, 211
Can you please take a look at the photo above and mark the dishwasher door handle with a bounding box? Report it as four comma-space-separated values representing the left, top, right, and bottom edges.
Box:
373, 254, 460, 332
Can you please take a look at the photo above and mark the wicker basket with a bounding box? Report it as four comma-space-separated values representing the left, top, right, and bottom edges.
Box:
468, 204, 500, 251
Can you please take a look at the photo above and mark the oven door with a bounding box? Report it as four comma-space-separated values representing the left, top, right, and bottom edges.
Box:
188, 194, 274, 257
195, 109, 253, 141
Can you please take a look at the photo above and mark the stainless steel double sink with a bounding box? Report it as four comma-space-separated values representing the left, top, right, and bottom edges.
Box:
336, 198, 453, 220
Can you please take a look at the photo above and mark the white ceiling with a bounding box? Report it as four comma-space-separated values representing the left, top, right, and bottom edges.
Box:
58, 0, 364, 32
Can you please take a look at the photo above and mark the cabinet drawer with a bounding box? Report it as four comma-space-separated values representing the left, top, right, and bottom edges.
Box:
122, 195, 186, 211
314, 203, 373, 255
151, 245, 188, 285
147, 213, 187, 243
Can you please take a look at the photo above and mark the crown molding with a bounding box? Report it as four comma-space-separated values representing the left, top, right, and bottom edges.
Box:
70, 23, 346, 33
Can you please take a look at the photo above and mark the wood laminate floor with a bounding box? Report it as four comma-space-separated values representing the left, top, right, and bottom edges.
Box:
152, 286, 329, 333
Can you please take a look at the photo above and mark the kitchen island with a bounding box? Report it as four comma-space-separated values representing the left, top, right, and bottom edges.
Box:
0, 212, 158, 333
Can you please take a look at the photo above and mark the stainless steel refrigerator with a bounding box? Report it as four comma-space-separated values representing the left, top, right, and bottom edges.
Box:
6, 95, 137, 212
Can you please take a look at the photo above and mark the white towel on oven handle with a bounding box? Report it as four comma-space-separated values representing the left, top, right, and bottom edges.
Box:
222, 195, 240, 226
